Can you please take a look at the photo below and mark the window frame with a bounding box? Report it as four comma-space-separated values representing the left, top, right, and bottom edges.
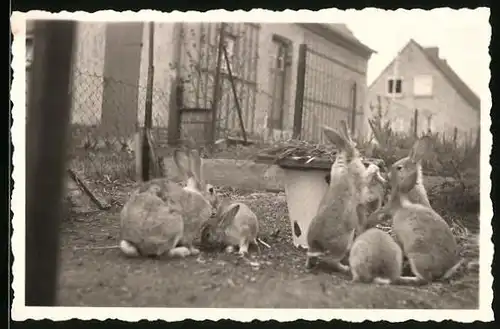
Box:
386, 76, 403, 97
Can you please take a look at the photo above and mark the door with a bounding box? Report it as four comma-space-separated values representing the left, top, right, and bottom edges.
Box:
269, 36, 291, 131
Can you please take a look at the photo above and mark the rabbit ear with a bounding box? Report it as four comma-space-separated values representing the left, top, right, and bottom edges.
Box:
173, 149, 193, 181
367, 119, 383, 145
189, 148, 204, 188
408, 135, 433, 163
322, 125, 348, 150
340, 120, 355, 146
219, 204, 240, 226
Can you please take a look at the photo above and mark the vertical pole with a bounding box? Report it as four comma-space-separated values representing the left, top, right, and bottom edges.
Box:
167, 23, 183, 146
209, 22, 226, 154
453, 126, 458, 148
413, 108, 419, 138
222, 44, 247, 143
292, 44, 307, 139
350, 81, 357, 136
142, 21, 154, 181
25, 19, 76, 306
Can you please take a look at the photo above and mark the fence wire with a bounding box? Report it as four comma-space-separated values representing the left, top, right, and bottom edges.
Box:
298, 46, 360, 143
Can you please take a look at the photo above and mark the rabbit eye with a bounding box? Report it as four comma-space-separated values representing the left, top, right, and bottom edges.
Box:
208, 187, 214, 194
396, 165, 403, 171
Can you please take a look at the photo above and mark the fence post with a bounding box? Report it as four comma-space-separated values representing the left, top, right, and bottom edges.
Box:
26, 19, 76, 306
293, 44, 307, 139
141, 21, 155, 181
208, 22, 226, 154
413, 108, 419, 138
453, 126, 458, 148
350, 81, 357, 136
167, 23, 183, 146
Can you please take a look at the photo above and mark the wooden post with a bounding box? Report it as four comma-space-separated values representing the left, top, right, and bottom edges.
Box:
292, 44, 307, 139
350, 82, 357, 136
134, 127, 143, 181
141, 21, 155, 182
26, 19, 76, 306
413, 109, 419, 138
453, 126, 458, 148
167, 23, 183, 146
222, 44, 247, 143
209, 22, 226, 154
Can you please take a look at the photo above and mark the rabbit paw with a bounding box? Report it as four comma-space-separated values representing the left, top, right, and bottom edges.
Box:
189, 247, 200, 256
333, 262, 350, 275
168, 246, 191, 258
238, 244, 249, 257
225, 245, 235, 253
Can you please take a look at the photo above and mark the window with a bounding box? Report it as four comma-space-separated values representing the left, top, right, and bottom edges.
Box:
413, 74, 433, 96
387, 77, 403, 96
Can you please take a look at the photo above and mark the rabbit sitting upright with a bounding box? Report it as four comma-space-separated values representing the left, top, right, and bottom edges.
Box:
367, 136, 464, 285
368, 120, 431, 208
200, 193, 260, 256
305, 121, 374, 274
119, 148, 215, 258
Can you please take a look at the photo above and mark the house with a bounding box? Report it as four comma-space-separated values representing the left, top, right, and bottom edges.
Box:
52, 21, 374, 146
366, 39, 480, 145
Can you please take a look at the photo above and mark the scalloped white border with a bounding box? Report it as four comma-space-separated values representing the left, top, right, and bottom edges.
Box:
10, 8, 493, 322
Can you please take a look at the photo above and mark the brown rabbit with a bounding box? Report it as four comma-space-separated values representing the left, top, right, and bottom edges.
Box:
120, 148, 215, 257
368, 136, 464, 285
348, 227, 404, 284
201, 196, 260, 256
119, 183, 189, 258
305, 121, 373, 274
349, 166, 406, 285
368, 120, 431, 208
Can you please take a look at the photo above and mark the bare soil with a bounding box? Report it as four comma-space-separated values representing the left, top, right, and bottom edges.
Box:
58, 186, 479, 308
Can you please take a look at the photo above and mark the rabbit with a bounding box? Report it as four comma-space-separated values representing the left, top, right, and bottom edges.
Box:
200, 196, 260, 256
368, 120, 431, 208
119, 183, 189, 258
119, 148, 215, 258
348, 166, 407, 285
367, 136, 464, 285
348, 227, 404, 284
361, 163, 389, 219
305, 121, 375, 274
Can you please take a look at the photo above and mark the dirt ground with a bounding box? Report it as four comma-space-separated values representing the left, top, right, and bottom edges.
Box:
57, 184, 479, 309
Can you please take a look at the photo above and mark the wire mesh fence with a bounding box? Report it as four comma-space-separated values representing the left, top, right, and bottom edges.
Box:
293, 44, 361, 143
176, 22, 260, 142
56, 22, 264, 183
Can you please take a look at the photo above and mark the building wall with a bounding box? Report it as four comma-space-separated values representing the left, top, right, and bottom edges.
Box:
302, 26, 369, 142
255, 23, 370, 142
367, 41, 479, 144
68, 22, 370, 144
70, 22, 107, 126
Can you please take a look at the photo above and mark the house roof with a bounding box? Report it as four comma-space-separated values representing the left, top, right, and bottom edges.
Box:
369, 39, 480, 111
300, 23, 376, 59
324, 23, 377, 56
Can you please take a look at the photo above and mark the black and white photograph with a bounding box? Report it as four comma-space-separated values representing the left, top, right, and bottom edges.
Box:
10, 8, 492, 322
